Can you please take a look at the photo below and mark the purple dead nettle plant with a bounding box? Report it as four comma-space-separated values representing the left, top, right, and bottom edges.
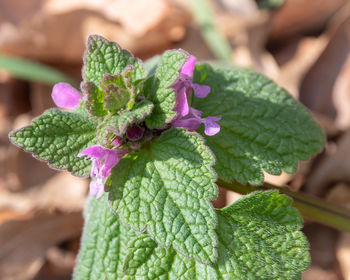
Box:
10, 35, 325, 279
51, 54, 221, 199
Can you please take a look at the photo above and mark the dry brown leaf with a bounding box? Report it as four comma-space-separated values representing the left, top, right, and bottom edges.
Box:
0, 211, 83, 280
44, 0, 168, 37
337, 232, 350, 280
276, 36, 328, 98
0, 172, 88, 213
299, 12, 350, 126
306, 130, 350, 195
269, 0, 346, 43
302, 266, 339, 280
0, 0, 189, 62
327, 183, 350, 208
333, 54, 350, 129
263, 171, 293, 186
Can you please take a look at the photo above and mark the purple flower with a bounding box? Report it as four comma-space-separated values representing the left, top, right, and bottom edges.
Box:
51, 82, 83, 109
173, 107, 221, 136
180, 55, 196, 76
202, 116, 221, 136
78, 145, 128, 198
172, 54, 212, 121
171, 54, 221, 136
113, 138, 122, 147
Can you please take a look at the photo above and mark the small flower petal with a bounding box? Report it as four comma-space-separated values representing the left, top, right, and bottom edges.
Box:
51, 83, 83, 109
180, 55, 196, 77
173, 118, 202, 131
188, 107, 202, 118
203, 117, 221, 136
89, 180, 100, 197
102, 150, 129, 178
77, 145, 106, 158
174, 87, 189, 118
89, 180, 105, 198
192, 83, 210, 98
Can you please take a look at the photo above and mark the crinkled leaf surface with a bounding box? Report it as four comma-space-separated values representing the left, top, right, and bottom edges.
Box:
145, 50, 189, 128
103, 100, 154, 136
82, 81, 108, 118
106, 128, 218, 264
9, 109, 98, 177
83, 35, 145, 84
192, 64, 325, 184
73, 194, 137, 280
123, 191, 310, 280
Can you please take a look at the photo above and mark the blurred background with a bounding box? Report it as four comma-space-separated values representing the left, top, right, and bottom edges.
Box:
0, 0, 350, 279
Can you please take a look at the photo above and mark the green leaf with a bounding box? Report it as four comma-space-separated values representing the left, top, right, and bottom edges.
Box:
0, 54, 76, 86
73, 194, 137, 280
101, 100, 154, 137
83, 35, 145, 84
123, 191, 310, 280
145, 50, 189, 128
106, 128, 218, 264
192, 64, 325, 184
101, 69, 136, 112
103, 83, 130, 111
9, 109, 98, 177
82, 81, 108, 118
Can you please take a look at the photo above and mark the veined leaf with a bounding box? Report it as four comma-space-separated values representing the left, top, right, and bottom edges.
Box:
124, 191, 310, 280
192, 64, 325, 184
102, 100, 154, 137
83, 35, 145, 84
145, 50, 189, 128
74, 191, 310, 280
9, 109, 98, 176
106, 128, 218, 264
73, 194, 137, 280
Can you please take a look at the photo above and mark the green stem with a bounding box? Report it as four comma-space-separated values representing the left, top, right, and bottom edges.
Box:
0, 54, 76, 86
218, 178, 350, 232
190, 0, 232, 61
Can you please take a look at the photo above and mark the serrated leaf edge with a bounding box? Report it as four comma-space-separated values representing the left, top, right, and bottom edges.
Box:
8, 108, 98, 178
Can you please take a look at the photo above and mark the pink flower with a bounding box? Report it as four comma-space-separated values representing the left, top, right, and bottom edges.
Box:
173, 107, 221, 136
51, 83, 83, 109
172, 54, 221, 136
172, 55, 211, 120
78, 145, 128, 198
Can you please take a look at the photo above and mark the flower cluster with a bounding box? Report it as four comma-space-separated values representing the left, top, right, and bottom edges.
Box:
172, 55, 221, 136
51, 54, 221, 198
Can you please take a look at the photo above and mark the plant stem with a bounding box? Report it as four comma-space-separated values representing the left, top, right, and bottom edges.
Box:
218, 178, 350, 232
0, 54, 77, 86
190, 0, 232, 61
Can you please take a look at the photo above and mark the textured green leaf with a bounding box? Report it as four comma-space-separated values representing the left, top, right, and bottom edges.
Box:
123, 191, 310, 280
101, 72, 132, 111
192, 64, 325, 184
83, 35, 145, 84
106, 128, 218, 264
145, 50, 189, 128
102, 100, 154, 137
73, 194, 137, 280
82, 81, 108, 118
9, 109, 98, 177
103, 83, 130, 111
